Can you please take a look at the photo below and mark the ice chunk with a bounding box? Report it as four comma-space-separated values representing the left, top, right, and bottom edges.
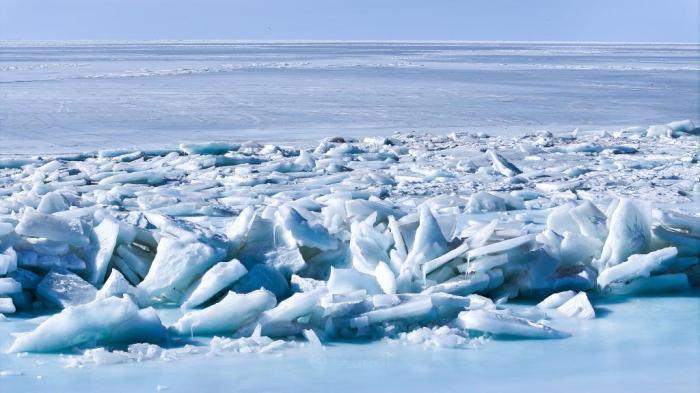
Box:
7, 268, 40, 290
423, 271, 496, 296
422, 240, 469, 277
556, 291, 595, 319
457, 309, 569, 339
652, 225, 700, 256
98, 170, 166, 186
0, 247, 17, 275
559, 231, 602, 267
605, 273, 690, 295
179, 142, 240, 155
95, 269, 148, 306
486, 149, 522, 177
349, 218, 391, 274
233, 264, 290, 299
181, 259, 247, 308
116, 244, 153, 279
570, 200, 608, 240
597, 199, 651, 268
598, 247, 678, 289
171, 289, 277, 336
467, 192, 506, 213
15, 210, 89, 247
467, 234, 536, 260
374, 261, 397, 294
254, 288, 327, 335
303, 329, 323, 348
0, 297, 15, 313
36, 191, 69, 214
351, 297, 433, 326
655, 210, 700, 236
139, 236, 226, 303
666, 119, 696, 134
327, 267, 382, 295
37, 267, 97, 308
290, 275, 326, 293
646, 124, 674, 138
8, 296, 166, 353
86, 215, 120, 286
0, 277, 21, 296
537, 290, 575, 309
277, 206, 336, 251
404, 206, 448, 271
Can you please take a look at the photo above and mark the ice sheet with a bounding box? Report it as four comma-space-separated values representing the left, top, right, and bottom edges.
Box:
1, 42, 698, 155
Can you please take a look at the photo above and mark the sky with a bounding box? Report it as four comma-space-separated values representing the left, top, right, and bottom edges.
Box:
1, 0, 698, 42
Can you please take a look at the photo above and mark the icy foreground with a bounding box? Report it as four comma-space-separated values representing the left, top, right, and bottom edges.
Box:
0, 120, 699, 357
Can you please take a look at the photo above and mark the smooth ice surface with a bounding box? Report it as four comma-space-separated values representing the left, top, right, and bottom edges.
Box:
1, 42, 698, 155
0, 295, 697, 393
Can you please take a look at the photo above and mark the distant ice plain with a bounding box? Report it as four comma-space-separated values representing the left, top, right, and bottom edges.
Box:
1, 41, 698, 154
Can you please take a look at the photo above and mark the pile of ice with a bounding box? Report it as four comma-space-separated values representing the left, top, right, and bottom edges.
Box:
0, 119, 698, 355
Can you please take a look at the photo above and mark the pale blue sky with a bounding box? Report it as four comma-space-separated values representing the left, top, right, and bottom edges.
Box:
1, 0, 698, 42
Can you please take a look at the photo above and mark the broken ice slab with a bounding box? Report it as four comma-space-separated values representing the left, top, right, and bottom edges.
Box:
654, 210, 700, 236
36, 267, 97, 309
605, 273, 690, 295
350, 296, 434, 327
179, 142, 240, 155
171, 289, 277, 336
8, 296, 167, 353
116, 244, 153, 279
15, 210, 89, 247
96, 269, 148, 306
98, 170, 167, 186
251, 288, 328, 336
556, 291, 595, 319
0, 297, 15, 313
457, 309, 570, 339
466, 192, 507, 213
16, 251, 87, 273
277, 205, 337, 251
180, 259, 248, 309
0, 277, 22, 296
536, 290, 575, 309
403, 206, 449, 270
467, 234, 537, 260
422, 271, 497, 296
598, 199, 651, 269
233, 264, 290, 299
327, 267, 382, 295
137, 227, 226, 302
652, 225, 700, 256
7, 268, 41, 290
486, 149, 522, 177
598, 247, 678, 289
85, 215, 120, 286
0, 246, 17, 275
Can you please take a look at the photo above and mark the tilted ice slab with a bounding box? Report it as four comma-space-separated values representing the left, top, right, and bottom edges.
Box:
8, 296, 166, 353
0, 120, 698, 353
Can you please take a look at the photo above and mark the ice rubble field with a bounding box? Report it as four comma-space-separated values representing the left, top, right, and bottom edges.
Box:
0, 117, 699, 389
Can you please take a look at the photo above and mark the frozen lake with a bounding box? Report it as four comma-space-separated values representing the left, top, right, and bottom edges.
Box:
1, 41, 699, 154
2, 294, 698, 393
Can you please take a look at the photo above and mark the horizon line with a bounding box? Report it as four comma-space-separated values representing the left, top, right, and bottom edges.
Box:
1, 39, 699, 46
